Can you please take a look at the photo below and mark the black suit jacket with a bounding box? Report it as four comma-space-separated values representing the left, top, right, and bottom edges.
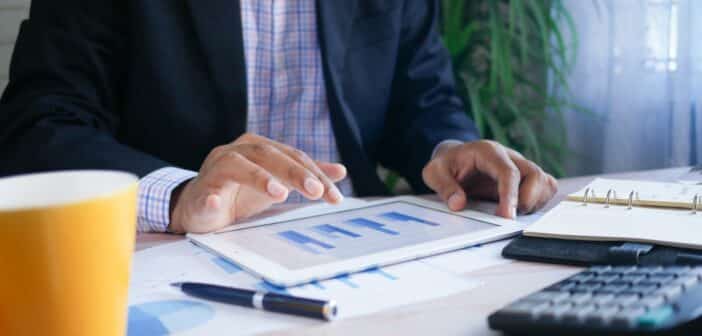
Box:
0, 0, 479, 196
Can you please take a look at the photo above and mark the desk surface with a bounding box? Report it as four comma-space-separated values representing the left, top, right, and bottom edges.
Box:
135, 166, 692, 336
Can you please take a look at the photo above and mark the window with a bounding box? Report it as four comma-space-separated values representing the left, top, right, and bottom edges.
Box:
644, 0, 678, 72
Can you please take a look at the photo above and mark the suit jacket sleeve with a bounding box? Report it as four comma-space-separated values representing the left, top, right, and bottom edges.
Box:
377, 0, 480, 193
0, 0, 169, 177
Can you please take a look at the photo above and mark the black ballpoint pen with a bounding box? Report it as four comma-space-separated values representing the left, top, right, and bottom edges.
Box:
171, 282, 338, 321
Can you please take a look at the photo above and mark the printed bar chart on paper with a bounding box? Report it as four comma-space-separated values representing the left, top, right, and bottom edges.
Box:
128, 240, 480, 335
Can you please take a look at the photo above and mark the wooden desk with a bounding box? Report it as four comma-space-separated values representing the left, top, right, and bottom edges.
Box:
136, 167, 691, 336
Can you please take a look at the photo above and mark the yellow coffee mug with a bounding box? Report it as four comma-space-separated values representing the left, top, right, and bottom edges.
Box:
0, 171, 139, 336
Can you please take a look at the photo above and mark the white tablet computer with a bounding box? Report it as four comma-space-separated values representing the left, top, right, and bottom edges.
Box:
189, 197, 522, 287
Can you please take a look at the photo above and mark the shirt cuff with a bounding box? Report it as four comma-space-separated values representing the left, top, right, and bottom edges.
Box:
137, 167, 198, 233
431, 140, 464, 159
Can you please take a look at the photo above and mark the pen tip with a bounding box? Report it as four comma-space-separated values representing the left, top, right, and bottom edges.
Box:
170, 282, 183, 288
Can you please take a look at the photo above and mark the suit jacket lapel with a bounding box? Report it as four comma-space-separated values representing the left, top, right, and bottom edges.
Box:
317, 0, 358, 139
317, 0, 389, 196
187, 0, 248, 136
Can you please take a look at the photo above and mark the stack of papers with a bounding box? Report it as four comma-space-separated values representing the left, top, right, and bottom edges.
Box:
127, 199, 544, 335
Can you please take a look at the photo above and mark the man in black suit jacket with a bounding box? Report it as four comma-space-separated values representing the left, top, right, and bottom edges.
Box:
0, 0, 556, 233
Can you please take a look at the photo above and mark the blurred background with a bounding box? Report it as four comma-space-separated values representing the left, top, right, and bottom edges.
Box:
0, 0, 26, 98
439, 0, 700, 180
1, 0, 699, 182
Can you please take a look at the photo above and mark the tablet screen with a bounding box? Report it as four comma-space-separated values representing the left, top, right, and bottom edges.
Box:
215, 201, 498, 270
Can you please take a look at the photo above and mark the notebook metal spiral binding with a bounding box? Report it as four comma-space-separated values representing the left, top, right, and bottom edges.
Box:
582, 188, 595, 206
627, 191, 639, 210
602, 189, 637, 209
604, 189, 617, 208
582, 188, 698, 213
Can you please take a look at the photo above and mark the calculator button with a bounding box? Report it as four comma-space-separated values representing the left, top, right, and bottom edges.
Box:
650, 271, 677, 278
543, 282, 575, 292
561, 304, 597, 323
500, 301, 548, 320
566, 292, 592, 305
569, 274, 594, 283
615, 293, 641, 306
637, 305, 674, 328
538, 303, 573, 321
609, 279, 632, 287
688, 267, 702, 278
637, 266, 663, 273
663, 265, 690, 275
637, 280, 662, 288
599, 283, 629, 294
652, 285, 683, 301
637, 295, 666, 309
600, 271, 620, 277
630, 283, 659, 295
611, 307, 647, 328
524, 291, 569, 304
597, 274, 621, 283
574, 282, 603, 292
584, 305, 620, 325
590, 293, 615, 306
648, 275, 674, 285
670, 275, 699, 290
611, 266, 637, 274
621, 275, 646, 284
589, 265, 612, 273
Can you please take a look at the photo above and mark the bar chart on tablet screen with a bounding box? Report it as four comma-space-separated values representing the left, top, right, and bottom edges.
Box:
224, 201, 498, 269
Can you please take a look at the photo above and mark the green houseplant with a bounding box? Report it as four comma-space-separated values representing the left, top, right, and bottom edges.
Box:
386, 0, 582, 191
383, 0, 579, 192
441, 0, 578, 178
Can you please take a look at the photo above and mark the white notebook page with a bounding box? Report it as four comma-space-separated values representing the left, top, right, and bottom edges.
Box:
524, 201, 702, 250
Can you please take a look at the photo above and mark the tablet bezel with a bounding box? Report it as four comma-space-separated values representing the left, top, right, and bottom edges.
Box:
189, 196, 522, 287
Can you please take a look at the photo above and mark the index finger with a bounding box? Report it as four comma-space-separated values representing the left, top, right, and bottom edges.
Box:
271, 144, 345, 204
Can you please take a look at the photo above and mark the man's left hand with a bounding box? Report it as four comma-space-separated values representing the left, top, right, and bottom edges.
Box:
422, 140, 558, 219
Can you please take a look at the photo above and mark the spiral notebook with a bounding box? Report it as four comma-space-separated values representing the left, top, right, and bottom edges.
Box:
523, 178, 702, 250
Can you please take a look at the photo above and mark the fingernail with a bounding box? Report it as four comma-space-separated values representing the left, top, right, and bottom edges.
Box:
267, 180, 287, 198
336, 164, 347, 176
304, 177, 324, 196
330, 187, 344, 203
510, 206, 517, 219
206, 194, 221, 210
448, 193, 463, 210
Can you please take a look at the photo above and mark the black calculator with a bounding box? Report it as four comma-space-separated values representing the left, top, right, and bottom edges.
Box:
488, 265, 702, 335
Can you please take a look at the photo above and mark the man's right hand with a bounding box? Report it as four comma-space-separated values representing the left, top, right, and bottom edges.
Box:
168, 133, 347, 234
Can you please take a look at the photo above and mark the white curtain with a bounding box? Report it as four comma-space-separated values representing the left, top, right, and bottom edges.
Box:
560, 0, 702, 176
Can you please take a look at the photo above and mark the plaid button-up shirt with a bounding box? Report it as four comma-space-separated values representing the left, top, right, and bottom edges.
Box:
136, 0, 459, 232
136, 0, 352, 232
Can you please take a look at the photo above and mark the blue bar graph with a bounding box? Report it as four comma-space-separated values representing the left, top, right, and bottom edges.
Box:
346, 218, 399, 235
312, 224, 361, 239
257, 281, 289, 294
309, 280, 325, 290
380, 211, 439, 226
277, 230, 334, 254
365, 267, 399, 280
211, 257, 242, 274
334, 274, 360, 288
